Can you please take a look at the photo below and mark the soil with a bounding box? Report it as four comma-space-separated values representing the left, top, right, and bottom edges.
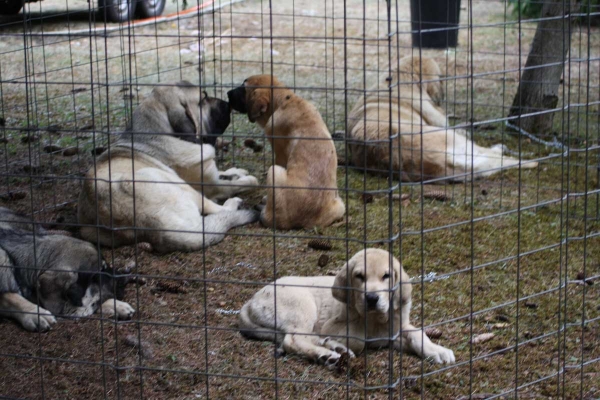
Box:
1, 0, 599, 398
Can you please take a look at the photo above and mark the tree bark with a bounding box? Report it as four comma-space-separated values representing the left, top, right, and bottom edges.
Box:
508, 0, 578, 135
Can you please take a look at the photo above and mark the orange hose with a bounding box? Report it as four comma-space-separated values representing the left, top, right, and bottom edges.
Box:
133, 0, 215, 25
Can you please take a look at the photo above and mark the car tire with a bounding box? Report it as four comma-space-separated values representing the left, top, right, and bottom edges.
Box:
135, 0, 166, 19
0, 0, 24, 15
98, 0, 136, 22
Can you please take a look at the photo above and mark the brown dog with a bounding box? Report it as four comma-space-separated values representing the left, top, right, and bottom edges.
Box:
347, 56, 538, 182
228, 75, 345, 229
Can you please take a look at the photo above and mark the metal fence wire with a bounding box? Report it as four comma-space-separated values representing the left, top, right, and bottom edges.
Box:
0, 0, 599, 398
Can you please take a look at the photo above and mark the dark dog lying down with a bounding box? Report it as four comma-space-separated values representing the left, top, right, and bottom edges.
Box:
0, 207, 134, 332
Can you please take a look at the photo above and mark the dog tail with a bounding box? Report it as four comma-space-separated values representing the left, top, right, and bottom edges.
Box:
448, 133, 538, 180
238, 302, 284, 344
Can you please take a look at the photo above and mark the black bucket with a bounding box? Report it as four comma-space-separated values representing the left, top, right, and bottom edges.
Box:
410, 0, 461, 49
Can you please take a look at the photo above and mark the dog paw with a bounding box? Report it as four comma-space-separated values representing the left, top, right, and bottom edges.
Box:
275, 348, 286, 358
20, 307, 56, 332
235, 209, 260, 226
425, 345, 455, 364
220, 168, 249, 181
491, 143, 509, 154
223, 197, 243, 210
242, 175, 259, 187
115, 300, 135, 320
319, 337, 356, 359
101, 299, 135, 320
317, 350, 341, 370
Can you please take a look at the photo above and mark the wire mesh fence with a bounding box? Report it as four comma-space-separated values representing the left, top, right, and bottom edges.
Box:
0, 0, 599, 398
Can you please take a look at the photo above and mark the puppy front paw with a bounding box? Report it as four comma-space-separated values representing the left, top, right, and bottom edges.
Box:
223, 197, 243, 210
20, 307, 57, 332
317, 349, 342, 370
491, 143, 509, 154
243, 175, 259, 187
319, 337, 356, 359
220, 168, 249, 180
425, 344, 455, 364
101, 299, 135, 320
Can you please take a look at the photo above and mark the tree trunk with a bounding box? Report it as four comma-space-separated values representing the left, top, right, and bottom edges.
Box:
508, 0, 578, 135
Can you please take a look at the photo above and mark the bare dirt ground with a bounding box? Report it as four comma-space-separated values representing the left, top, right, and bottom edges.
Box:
1, 0, 600, 399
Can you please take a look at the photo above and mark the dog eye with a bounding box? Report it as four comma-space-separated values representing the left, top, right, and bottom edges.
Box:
354, 273, 364, 281
382, 273, 390, 280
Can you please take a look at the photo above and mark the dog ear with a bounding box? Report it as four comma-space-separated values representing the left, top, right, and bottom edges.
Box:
393, 258, 410, 311
168, 98, 200, 137
426, 80, 444, 106
183, 99, 201, 137
422, 59, 444, 106
332, 262, 350, 304
248, 90, 269, 123
332, 258, 357, 304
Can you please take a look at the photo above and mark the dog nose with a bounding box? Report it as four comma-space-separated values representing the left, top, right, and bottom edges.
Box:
365, 293, 379, 308
226, 89, 234, 99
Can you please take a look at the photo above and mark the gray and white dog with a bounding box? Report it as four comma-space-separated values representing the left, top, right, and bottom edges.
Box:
0, 207, 134, 332
78, 81, 259, 253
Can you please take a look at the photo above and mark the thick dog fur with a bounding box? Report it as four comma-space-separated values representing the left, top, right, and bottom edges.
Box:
239, 248, 455, 368
227, 75, 345, 230
78, 81, 259, 253
347, 56, 538, 182
129, 81, 231, 147
0, 207, 134, 332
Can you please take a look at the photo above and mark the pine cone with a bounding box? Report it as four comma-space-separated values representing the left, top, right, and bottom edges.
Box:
425, 327, 443, 339
423, 190, 450, 201
243, 138, 257, 149
154, 281, 188, 294
336, 351, 352, 373
62, 147, 79, 157
308, 239, 332, 251
91, 146, 106, 156
0, 191, 27, 201
317, 254, 330, 268
44, 145, 63, 153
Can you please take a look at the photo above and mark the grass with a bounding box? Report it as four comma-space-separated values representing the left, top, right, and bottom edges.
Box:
1, 0, 600, 398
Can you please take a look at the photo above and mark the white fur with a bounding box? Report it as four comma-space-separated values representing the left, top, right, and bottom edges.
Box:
239, 249, 455, 368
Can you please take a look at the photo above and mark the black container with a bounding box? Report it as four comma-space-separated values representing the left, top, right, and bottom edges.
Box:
410, 0, 461, 49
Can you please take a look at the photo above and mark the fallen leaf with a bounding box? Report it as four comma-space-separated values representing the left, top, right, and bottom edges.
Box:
471, 333, 495, 344
392, 193, 410, 201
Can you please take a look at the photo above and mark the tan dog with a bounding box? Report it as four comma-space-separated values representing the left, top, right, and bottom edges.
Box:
347, 56, 538, 182
227, 75, 345, 230
78, 82, 259, 253
239, 248, 455, 368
